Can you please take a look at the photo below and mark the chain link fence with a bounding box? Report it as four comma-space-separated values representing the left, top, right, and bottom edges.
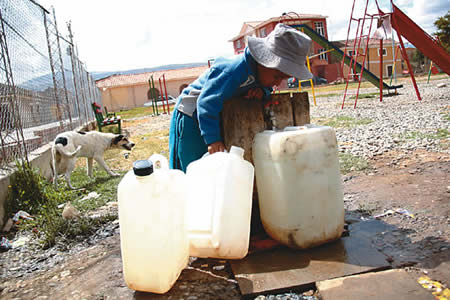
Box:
0, 0, 100, 169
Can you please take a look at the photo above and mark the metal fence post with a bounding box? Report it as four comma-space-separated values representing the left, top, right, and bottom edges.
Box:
43, 10, 64, 128
67, 21, 82, 127
51, 7, 73, 130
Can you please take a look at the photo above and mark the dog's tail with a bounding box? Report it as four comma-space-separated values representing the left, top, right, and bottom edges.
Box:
54, 144, 82, 158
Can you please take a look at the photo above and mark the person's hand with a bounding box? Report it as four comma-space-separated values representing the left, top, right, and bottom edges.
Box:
245, 88, 264, 100
208, 141, 225, 154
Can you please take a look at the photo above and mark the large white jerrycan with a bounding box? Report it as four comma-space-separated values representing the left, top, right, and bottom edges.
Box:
117, 157, 189, 293
252, 125, 344, 249
186, 146, 254, 259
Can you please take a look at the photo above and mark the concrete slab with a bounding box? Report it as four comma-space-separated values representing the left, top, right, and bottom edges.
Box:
317, 269, 435, 300
230, 233, 390, 296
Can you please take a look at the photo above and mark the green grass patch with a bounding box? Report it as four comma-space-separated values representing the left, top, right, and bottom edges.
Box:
399, 128, 449, 140
312, 115, 373, 128
349, 92, 379, 99
6, 161, 122, 249
117, 105, 174, 120
441, 113, 450, 122
99, 125, 121, 134
315, 93, 342, 98
356, 201, 380, 215
339, 152, 370, 174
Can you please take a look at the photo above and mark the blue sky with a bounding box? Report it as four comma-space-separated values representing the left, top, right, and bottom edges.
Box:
37, 0, 449, 72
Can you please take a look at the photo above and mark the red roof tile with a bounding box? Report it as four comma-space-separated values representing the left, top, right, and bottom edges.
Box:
96, 66, 208, 88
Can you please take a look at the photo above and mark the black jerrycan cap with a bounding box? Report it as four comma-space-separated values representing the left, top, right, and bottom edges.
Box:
133, 160, 154, 176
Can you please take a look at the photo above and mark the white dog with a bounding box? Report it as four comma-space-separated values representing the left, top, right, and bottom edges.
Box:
51, 131, 135, 189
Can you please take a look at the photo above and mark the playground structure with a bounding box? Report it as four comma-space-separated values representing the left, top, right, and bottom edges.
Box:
148, 74, 171, 116
289, 24, 402, 94
158, 74, 171, 115
340, 0, 450, 108
289, 0, 449, 108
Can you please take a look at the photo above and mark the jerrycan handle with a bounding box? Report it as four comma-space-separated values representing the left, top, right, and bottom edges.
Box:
229, 146, 244, 159
148, 154, 169, 171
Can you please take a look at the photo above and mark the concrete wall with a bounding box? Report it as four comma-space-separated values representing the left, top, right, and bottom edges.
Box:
0, 121, 95, 229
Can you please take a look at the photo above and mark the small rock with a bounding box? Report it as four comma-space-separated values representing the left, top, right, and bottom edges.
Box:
80, 192, 100, 202
213, 265, 225, 271
60, 270, 71, 278
12, 236, 30, 249
62, 202, 80, 220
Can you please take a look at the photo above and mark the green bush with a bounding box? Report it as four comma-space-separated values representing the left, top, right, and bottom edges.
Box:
6, 161, 117, 249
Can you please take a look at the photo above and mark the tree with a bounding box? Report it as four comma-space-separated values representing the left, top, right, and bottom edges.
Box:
411, 49, 425, 73
434, 11, 450, 52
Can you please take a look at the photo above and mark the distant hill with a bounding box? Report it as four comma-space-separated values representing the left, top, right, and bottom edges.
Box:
17, 62, 208, 92
91, 62, 208, 81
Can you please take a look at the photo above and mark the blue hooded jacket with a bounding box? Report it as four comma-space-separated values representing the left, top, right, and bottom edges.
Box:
180, 47, 272, 144
169, 47, 272, 171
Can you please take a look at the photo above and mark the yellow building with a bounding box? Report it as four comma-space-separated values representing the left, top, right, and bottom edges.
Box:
95, 66, 208, 112
337, 38, 404, 79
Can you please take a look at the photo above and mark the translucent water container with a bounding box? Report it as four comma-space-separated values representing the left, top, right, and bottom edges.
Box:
186, 146, 254, 259
117, 158, 189, 293
252, 125, 344, 249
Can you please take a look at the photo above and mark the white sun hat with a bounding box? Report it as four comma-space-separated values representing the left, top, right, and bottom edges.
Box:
248, 23, 313, 80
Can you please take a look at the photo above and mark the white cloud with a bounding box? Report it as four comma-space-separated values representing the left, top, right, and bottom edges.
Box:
36, 0, 448, 72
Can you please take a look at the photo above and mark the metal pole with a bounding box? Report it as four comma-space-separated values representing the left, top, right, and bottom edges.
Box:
392, 22, 421, 100
158, 77, 167, 114
163, 74, 170, 114
52, 7, 73, 129
379, 39, 383, 102
67, 21, 82, 127
427, 61, 433, 83
43, 10, 63, 128
151, 76, 159, 115
76, 47, 90, 121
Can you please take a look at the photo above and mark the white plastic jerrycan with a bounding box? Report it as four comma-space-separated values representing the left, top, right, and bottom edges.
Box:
186, 146, 254, 259
117, 157, 189, 293
253, 125, 344, 249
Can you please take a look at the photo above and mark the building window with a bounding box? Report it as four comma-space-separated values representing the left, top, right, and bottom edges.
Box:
260, 27, 267, 38
236, 39, 241, 49
378, 48, 387, 56
318, 49, 328, 60
314, 22, 324, 36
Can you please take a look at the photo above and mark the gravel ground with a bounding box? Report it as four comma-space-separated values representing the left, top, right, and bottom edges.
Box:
310, 78, 450, 158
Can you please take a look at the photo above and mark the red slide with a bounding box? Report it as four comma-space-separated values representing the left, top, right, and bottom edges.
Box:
391, 4, 450, 75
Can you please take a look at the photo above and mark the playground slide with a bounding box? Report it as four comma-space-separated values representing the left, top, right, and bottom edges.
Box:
390, 4, 450, 75
291, 24, 402, 90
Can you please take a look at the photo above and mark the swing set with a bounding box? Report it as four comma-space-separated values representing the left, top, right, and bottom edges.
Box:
341, 0, 450, 108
